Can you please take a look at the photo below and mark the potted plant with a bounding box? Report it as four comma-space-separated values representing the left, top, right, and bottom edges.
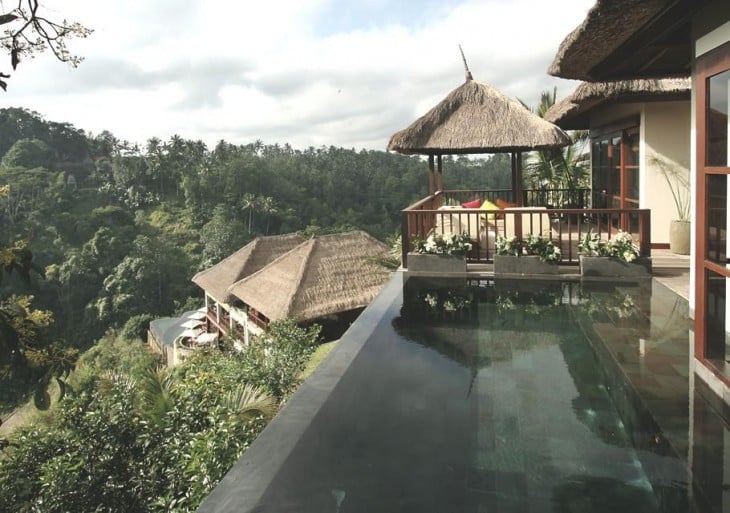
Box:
578, 231, 651, 277
493, 234, 561, 275
407, 232, 472, 273
653, 156, 690, 255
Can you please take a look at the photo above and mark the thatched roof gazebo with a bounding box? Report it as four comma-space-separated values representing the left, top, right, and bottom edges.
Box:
544, 78, 690, 129
192, 233, 305, 304
227, 231, 391, 324
387, 59, 570, 205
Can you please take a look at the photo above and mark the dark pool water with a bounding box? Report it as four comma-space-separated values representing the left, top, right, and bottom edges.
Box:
224, 276, 724, 513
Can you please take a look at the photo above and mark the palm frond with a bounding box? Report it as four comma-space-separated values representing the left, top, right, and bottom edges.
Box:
223, 383, 277, 422
137, 366, 176, 422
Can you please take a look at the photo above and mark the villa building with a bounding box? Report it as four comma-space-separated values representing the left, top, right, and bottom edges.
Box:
545, 78, 691, 247
193, 231, 391, 345
548, 0, 730, 403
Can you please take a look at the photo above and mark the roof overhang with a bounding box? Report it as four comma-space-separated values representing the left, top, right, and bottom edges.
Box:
545, 78, 691, 130
549, 0, 709, 81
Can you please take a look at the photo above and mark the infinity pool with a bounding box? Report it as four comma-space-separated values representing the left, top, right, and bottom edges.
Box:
200, 274, 725, 513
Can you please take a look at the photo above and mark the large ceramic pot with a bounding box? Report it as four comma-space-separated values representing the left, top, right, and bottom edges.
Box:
406, 253, 466, 274
669, 220, 690, 255
493, 255, 560, 276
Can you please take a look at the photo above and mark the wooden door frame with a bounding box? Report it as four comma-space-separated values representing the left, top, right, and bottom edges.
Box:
695, 41, 730, 383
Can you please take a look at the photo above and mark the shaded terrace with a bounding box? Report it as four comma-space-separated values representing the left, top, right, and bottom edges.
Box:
389, 63, 652, 267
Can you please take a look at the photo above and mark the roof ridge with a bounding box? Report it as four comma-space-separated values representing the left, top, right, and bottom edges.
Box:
191, 238, 255, 282
284, 237, 317, 319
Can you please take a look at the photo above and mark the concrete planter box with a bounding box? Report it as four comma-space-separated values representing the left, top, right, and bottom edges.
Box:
407, 253, 466, 274
493, 255, 560, 276
579, 255, 652, 278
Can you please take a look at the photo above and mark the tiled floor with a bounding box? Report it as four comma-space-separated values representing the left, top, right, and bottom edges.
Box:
579, 278, 730, 512
651, 249, 690, 301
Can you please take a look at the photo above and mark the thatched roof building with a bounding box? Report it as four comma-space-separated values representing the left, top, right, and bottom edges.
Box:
387, 78, 570, 155
547, 0, 701, 81
228, 231, 390, 323
544, 78, 691, 129
192, 233, 305, 304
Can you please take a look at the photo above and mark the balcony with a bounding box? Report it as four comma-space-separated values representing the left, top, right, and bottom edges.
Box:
401, 189, 651, 266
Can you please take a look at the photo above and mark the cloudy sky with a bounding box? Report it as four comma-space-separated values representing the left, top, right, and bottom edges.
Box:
4, 0, 593, 151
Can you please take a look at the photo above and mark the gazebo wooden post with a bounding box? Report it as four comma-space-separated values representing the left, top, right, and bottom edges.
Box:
428, 154, 435, 195
516, 151, 524, 206
437, 154, 444, 192
510, 152, 517, 204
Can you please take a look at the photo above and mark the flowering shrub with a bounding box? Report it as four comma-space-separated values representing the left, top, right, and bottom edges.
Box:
495, 234, 561, 262
495, 235, 522, 256
579, 230, 639, 263
414, 233, 472, 256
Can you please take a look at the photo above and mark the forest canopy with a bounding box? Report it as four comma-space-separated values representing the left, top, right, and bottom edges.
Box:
0, 106, 511, 408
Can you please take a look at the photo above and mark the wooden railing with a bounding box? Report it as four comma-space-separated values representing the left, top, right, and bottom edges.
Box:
442, 188, 592, 209
206, 307, 230, 336
401, 194, 651, 267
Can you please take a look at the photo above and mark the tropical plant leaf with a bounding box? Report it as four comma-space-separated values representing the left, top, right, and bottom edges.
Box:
0, 14, 18, 25
222, 383, 277, 421
33, 386, 50, 410
137, 366, 176, 423
56, 377, 66, 401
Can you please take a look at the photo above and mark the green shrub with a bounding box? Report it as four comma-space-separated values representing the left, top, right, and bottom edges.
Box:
121, 313, 154, 341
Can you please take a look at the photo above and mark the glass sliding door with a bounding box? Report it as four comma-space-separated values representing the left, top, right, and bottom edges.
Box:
591, 124, 640, 233
696, 43, 730, 379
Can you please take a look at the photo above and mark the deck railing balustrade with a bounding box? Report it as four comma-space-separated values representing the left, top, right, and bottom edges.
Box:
401, 190, 650, 267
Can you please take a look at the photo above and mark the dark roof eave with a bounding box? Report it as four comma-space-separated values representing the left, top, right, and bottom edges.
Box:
548, 0, 706, 82
547, 90, 691, 130
390, 143, 569, 156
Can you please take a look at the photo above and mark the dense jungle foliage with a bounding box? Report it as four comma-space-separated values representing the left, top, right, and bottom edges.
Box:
0, 320, 320, 513
0, 106, 510, 409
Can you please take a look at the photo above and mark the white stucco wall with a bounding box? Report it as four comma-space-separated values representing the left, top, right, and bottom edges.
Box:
643, 101, 692, 244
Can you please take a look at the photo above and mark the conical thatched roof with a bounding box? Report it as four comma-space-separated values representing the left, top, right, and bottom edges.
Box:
548, 0, 688, 81
387, 78, 570, 155
544, 78, 690, 129
228, 231, 391, 323
192, 233, 305, 303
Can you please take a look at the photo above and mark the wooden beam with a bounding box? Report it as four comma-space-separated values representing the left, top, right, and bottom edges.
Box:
428, 154, 435, 195
437, 154, 443, 192
511, 152, 517, 203
511, 152, 524, 206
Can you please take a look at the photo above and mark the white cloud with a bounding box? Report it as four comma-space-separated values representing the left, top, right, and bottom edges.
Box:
3, 0, 591, 150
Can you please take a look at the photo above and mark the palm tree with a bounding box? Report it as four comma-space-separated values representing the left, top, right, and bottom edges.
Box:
525, 88, 589, 201
136, 366, 277, 426
241, 193, 258, 235
259, 196, 278, 235
222, 383, 277, 421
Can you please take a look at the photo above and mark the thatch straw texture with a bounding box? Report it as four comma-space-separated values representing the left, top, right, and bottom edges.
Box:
544, 78, 690, 129
192, 233, 305, 303
228, 231, 391, 323
548, 0, 667, 81
387, 79, 569, 155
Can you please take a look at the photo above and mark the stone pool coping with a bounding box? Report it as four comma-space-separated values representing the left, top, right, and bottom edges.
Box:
197, 273, 404, 512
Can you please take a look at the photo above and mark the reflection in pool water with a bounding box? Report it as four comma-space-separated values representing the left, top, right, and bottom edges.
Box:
202, 274, 726, 513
